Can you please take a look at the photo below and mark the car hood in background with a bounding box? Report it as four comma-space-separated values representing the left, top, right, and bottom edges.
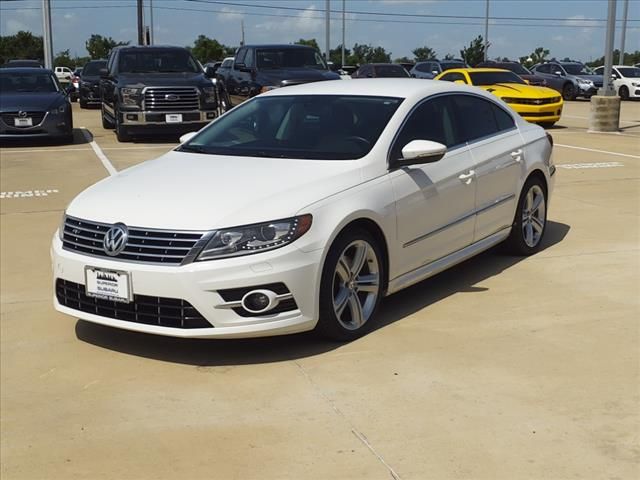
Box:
66, 151, 363, 230
0, 92, 65, 112
258, 68, 341, 86
481, 83, 560, 98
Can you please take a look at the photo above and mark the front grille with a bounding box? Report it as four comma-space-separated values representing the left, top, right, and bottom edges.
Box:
62, 216, 207, 265
144, 86, 199, 111
502, 97, 561, 106
56, 279, 211, 329
522, 112, 557, 118
1, 111, 46, 127
218, 282, 298, 317
594, 81, 603, 87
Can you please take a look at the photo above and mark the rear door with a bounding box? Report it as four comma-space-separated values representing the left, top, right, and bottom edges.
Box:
450, 94, 522, 241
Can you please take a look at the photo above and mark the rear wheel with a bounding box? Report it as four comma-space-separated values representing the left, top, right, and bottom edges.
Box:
562, 83, 576, 101
101, 104, 114, 129
505, 177, 548, 255
316, 229, 385, 341
619, 86, 630, 100
79, 98, 88, 109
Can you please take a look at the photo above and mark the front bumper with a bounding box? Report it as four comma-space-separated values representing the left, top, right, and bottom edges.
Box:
51, 235, 322, 338
578, 84, 599, 97
509, 102, 563, 124
117, 108, 217, 126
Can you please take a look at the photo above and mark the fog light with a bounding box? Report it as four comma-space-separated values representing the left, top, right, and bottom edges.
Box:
206, 112, 216, 119
126, 114, 138, 121
241, 289, 279, 314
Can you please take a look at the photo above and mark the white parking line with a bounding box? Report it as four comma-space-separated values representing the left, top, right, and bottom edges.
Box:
555, 143, 640, 159
557, 162, 624, 169
1, 189, 59, 199
81, 127, 118, 176
0, 147, 91, 154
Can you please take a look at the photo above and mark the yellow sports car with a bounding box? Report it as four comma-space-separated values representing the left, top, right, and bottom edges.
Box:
435, 68, 563, 127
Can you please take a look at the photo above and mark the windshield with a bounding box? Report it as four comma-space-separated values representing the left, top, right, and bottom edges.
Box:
498, 63, 530, 75
118, 50, 200, 73
562, 63, 594, 75
376, 65, 410, 77
469, 71, 526, 85
82, 61, 106, 76
617, 67, 640, 78
180, 95, 403, 160
256, 48, 327, 69
0, 71, 58, 93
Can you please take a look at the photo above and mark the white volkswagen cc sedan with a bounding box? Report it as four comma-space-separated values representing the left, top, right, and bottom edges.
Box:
52, 79, 555, 341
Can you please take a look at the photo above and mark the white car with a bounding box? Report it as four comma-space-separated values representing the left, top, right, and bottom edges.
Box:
594, 65, 640, 100
52, 79, 555, 341
54, 66, 73, 83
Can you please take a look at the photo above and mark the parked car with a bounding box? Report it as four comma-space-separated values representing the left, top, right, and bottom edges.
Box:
396, 62, 415, 74
99, 45, 219, 142
476, 61, 546, 86
593, 65, 640, 100
436, 68, 563, 127
1, 59, 43, 68
0, 68, 73, 143
409, 59, 469, 79
52, 79, 555, 341
352, 63, 410, 78
78, 59, 107, 108
54, 66, 73, 83
531, 61, 603, 100
215, 44, 340, 109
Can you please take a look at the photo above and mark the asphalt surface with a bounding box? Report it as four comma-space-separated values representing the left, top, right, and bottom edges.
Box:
1, 99, 639, 480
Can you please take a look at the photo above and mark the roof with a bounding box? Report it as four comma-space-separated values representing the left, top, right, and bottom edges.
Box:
0, 67, 53, 73
438, 68, 510, 73
247, 44, 316, 49
263, 77, 491, 101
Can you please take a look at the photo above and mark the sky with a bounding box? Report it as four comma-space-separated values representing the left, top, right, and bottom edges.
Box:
1, 0, 638, 63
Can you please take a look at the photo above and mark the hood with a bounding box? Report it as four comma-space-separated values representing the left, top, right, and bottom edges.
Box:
117, 72, 211, 88
0, 92, 65, 112
66, 151, 363, 230
481, 83, 559, 98
520, 74, 545, 85
573, 74, 603, 83
258, 68, 340, 86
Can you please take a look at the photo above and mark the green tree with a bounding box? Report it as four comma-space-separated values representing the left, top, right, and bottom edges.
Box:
519, 47, 550, 67
586, 50, 640, 67
412, 46, 436, 62
329, 44, 351, 66
347, 43, 391, 65
460, 35, 486, 67
443, 53, 455, 60
394, 56, 413, 64
190, 35, 235, 63
0, 31, 43, 64
296, 38, 320, 51
53, 49, 74, 68
85, 34, 128, 60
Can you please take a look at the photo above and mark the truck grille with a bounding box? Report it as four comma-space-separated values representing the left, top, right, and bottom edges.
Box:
144, 86, 199, 111
62, 216, 208, 265
56, 279, 211, 329
1, 111, 46, 127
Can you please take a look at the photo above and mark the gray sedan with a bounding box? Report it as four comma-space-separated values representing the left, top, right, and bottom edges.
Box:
0, 68, 73, 143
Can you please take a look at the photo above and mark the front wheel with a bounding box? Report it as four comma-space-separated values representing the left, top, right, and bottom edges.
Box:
562, 83, 576, 101
505, 177, 548, 255
619, 86, 630, 100
316, 229, 385, 341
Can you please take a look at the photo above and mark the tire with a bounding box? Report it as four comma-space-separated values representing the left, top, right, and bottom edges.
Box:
79, 99, 88, 109
101, 104, 114, 129
316, 229, 385, 341
115, 108, 131, 142
562, 83, 576, 101
505, 177, 548, 256
619, 86, 630, 100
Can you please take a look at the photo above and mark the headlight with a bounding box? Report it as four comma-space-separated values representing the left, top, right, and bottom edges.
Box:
577, 78, 593, 86
120, 87, 142, 105
49, 104, 67, 114
196, 215, 312, 261
202, 86, 217, 103
632, 82, 639, 87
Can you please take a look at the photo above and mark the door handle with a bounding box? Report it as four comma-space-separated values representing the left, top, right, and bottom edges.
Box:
511, 149, 523, 162
458, 170, 475, 185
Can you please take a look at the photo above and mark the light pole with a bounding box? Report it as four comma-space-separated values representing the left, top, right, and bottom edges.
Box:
483, 0, 489, 61
341, 0, 345, 67
325, 0, 330, 63
149, 0, 154, 45
42, 0, 53, 69
619, 0, 629, 65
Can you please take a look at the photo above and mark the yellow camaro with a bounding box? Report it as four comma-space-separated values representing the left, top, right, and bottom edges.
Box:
435, 68, 563, 127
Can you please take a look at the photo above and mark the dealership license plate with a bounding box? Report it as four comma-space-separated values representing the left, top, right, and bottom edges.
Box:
14, 117, 33, 127
85, 267, 132, 303
165, 114, 182, 123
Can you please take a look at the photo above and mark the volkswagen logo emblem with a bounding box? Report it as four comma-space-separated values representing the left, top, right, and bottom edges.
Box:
103, 223, 128, 256
18, 111, 28, 118
164, 94, 179, 101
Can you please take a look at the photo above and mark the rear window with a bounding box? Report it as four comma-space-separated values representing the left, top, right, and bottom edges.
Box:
469, 71, 525, 85
375, 65, 410, 78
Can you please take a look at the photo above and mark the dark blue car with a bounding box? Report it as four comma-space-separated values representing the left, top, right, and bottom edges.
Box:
0, 68, 73, 143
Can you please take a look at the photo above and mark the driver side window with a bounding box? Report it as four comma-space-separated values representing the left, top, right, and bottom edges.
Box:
390, 96, 461, 161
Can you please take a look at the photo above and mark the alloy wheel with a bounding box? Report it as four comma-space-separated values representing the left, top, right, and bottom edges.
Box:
332, 240, 380, 331
522, 184, 546, 248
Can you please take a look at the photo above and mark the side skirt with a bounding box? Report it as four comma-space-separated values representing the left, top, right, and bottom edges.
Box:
386, 227, 511, 295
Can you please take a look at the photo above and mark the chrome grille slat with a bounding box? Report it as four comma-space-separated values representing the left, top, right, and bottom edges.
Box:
62, 215, 207, 265
144, 86, 199, 111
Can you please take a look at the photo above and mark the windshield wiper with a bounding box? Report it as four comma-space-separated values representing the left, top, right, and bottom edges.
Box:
177, 144, 209, 154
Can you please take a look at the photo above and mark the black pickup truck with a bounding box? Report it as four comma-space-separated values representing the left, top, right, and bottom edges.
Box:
99, 45, 219, 141
216, 44, 340, 109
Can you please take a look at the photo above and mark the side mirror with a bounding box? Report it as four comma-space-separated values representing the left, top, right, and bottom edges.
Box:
99, 67, 109, 78
204, 66, 216, 78
554, 70, 563, 76
432, 70, 439, 75
179, 131, 198, 144
395, 140, 447, 167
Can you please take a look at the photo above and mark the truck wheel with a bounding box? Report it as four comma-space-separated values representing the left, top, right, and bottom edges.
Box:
562, 83, 576, 101
115, 109, 131, 142
101, 104, 114, 129
80, 99, 88, 109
